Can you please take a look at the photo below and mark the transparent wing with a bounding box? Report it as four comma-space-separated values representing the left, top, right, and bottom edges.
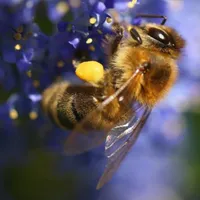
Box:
64, 69, 141, 155
105, 102, 145, 157
96, 106, 151, 189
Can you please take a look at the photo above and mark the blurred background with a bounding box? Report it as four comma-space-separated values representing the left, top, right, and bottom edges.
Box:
0, 0, 200, 200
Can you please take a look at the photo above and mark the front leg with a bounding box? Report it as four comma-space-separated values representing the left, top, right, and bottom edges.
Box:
103, 23, 124, 58
110, 23, 124, 55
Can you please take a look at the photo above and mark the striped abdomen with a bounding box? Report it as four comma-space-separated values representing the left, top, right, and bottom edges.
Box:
41, 82, 101, 130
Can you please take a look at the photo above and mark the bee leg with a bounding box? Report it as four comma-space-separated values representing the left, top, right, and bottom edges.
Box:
110, 23, 124, 55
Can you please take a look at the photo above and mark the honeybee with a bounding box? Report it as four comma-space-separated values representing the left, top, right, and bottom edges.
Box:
41, 14, 185, 189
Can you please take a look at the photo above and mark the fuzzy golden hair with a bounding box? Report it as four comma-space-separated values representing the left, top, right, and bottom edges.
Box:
108, 23, 185, 107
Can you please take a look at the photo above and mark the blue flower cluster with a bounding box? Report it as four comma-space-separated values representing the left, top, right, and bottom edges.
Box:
0, 1, 109, 125
0, 0, 142, 154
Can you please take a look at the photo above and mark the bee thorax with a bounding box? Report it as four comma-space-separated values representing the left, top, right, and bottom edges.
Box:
136, 59, 178, 106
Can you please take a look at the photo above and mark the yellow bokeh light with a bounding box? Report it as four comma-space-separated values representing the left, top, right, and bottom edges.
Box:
33, 80, 40, 88
26, 70, 32, 77
106, 17, 112, 23
29, 111, 38, 120
56, 1, 69, 14
86, 38, 93, 44
9, 109, 18, 119
97, 29, 103, 34
127, 0, 137, 8
89, 45, 95, 51
89, 17, 97, 24
15, 44, 21, 50
57, 60, 65, 68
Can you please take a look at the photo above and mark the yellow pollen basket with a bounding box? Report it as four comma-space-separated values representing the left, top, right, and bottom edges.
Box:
75, 61, 104, 84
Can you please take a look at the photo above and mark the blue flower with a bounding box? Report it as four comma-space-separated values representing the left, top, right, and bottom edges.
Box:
0, 0, 40, 26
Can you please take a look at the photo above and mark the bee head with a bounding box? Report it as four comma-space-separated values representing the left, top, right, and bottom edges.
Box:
128, 24, 185, 59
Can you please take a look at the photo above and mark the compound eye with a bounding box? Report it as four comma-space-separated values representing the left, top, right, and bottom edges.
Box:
148, 28, 173, 45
